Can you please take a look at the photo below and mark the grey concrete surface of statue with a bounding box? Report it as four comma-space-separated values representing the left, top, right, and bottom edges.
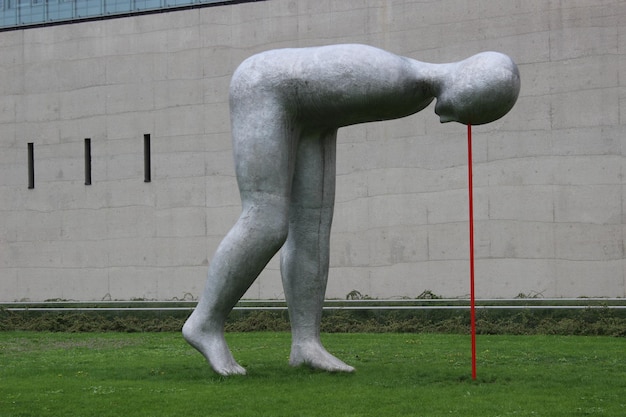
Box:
182, 44, 520, 376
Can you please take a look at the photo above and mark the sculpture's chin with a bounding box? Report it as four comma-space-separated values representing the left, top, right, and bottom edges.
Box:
439, 101, 518, 125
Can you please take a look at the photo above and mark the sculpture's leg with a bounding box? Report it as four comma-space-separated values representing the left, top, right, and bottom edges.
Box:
183, 199, 289, 375
280, 129, 355, 373
183, 100, 296, 376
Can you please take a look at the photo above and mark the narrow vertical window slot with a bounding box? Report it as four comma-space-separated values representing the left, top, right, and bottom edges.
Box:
27, 142, 35, 189
84, 138, 92, 185
143, 133, 151, 183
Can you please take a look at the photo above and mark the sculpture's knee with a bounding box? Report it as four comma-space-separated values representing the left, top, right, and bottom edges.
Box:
258, 218, 289, 252
241, 202, 290, 251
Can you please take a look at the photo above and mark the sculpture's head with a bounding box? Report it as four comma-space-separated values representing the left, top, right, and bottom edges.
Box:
435, 52, 520, 125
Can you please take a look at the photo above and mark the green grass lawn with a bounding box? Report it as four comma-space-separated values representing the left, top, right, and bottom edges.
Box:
1, 332, 625, 416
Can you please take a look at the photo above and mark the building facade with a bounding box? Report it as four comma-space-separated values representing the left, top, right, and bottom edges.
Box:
1, 0, 625, 301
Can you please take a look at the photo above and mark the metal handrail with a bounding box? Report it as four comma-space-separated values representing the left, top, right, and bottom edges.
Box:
2, 298, 625, 312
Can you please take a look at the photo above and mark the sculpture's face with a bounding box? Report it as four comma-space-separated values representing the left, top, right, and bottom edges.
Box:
435, 52, 520, 125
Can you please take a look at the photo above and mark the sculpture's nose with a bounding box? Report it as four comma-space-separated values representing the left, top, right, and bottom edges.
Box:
436, 109, 456, 123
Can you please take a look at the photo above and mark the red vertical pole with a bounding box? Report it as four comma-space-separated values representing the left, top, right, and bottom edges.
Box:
467, 124, 477, 380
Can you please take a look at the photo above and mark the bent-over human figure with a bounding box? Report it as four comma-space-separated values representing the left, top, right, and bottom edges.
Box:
183, 44, 520, 376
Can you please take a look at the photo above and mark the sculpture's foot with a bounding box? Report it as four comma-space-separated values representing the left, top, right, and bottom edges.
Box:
289, 340, 355, 373
182, 316, 246, 376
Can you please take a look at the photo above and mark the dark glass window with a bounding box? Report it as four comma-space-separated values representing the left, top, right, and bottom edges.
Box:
1, 0, 261, 30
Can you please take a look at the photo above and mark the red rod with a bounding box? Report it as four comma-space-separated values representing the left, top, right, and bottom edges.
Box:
467, 123, 477, 380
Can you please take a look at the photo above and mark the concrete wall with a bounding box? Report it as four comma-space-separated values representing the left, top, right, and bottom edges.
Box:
1, 0, 625, 301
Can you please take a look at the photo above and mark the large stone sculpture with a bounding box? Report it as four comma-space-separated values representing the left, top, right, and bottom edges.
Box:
183, 44, 520, 376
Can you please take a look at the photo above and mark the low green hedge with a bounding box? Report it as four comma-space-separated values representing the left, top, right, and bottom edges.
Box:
1, 306, 625, 336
